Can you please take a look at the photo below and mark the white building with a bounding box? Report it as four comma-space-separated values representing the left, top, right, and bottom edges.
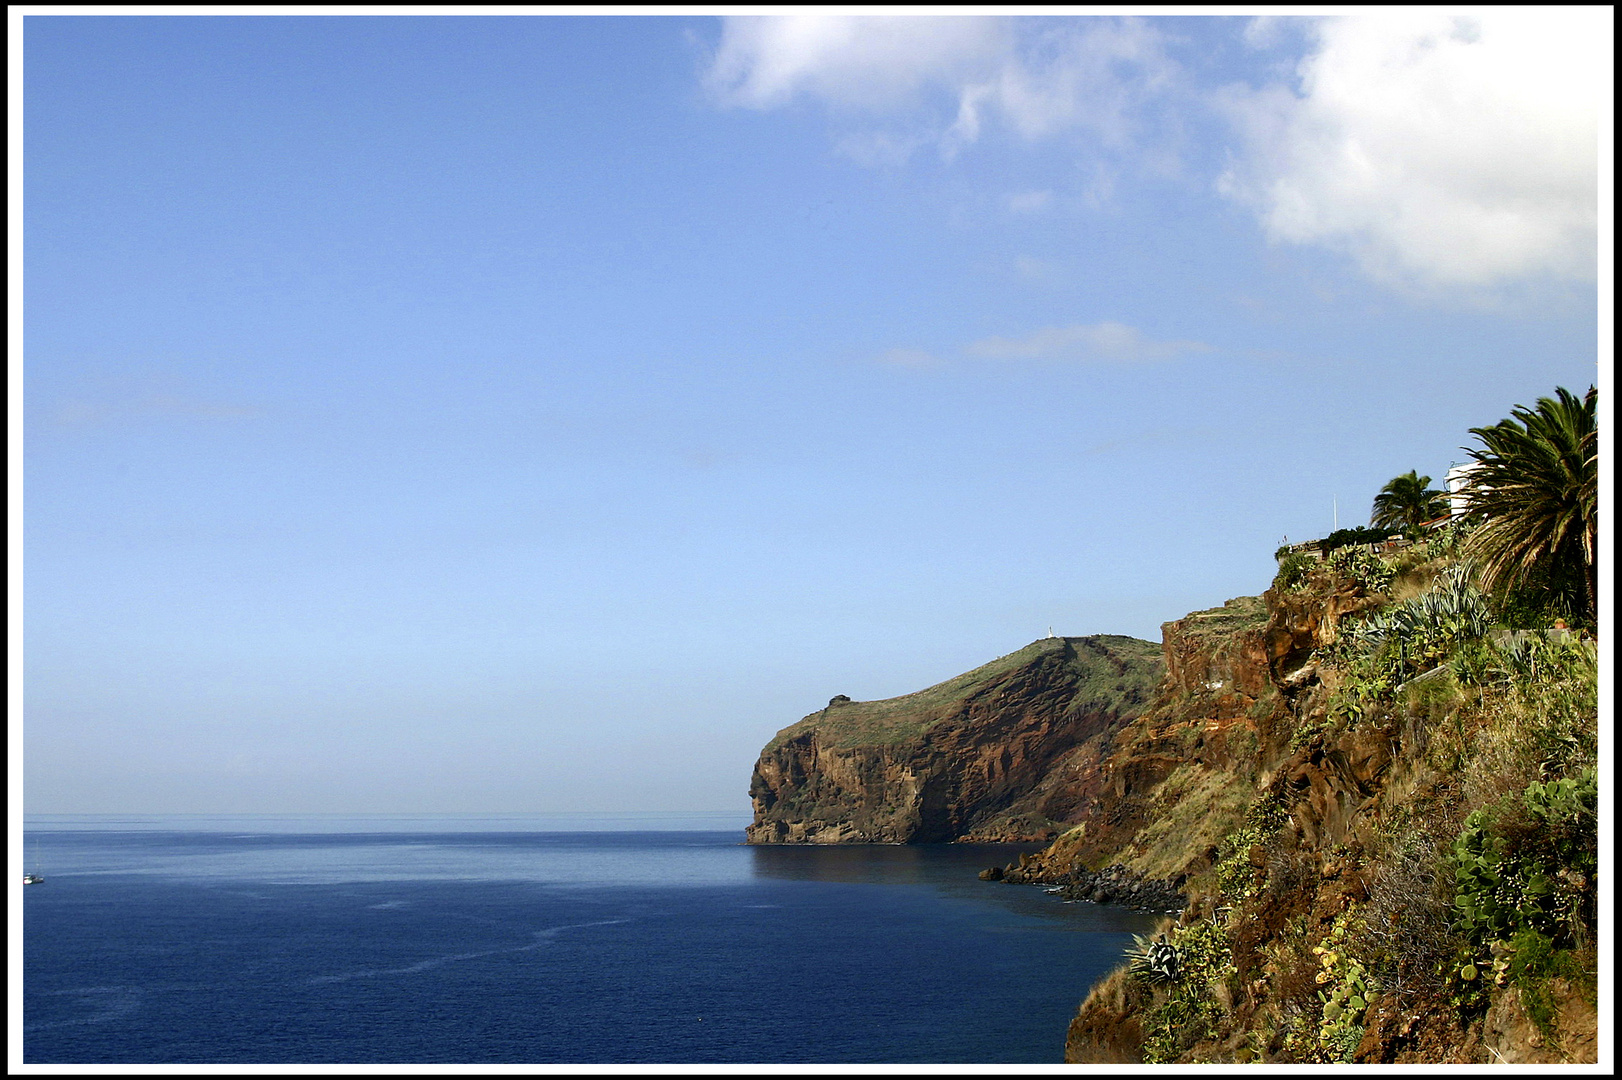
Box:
1444, 461, 1484, 519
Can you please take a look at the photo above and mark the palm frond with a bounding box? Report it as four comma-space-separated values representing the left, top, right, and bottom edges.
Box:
1459, 386, 1597, 620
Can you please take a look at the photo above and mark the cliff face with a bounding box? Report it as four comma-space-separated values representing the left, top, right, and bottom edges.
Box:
979, 556, 1597, 1066
996, 585, 1385, 884
745, 635, 1163, 845
743, 542, 1597, 1063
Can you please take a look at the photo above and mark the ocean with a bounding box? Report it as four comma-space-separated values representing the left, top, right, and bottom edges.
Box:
21, 816, 1162, 1065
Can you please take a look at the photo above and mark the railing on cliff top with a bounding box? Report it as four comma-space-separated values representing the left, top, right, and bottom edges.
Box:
1276, 516, 1455, 563
1276, 536, 1414, 562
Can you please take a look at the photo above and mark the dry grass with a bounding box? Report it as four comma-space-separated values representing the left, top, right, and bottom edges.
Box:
1356, 827, 1458, 1005
1275, 934, 1326, 1015
1124, 764, 1256, 879
1385, 555, 1451, 602
1066, 933, 1170, 1063
1460, 711, 1542, 809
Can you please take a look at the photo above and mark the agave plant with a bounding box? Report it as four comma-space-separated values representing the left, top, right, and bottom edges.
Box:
1345, 565, 1492, 650
1336, 564, 1495, 684
1406, 565, 1495, 642
1491, 629, 1597, 687
1127, 933, 1182, 983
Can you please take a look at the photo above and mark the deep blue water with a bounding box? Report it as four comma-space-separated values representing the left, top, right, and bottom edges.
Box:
22, 822, 1160, 1064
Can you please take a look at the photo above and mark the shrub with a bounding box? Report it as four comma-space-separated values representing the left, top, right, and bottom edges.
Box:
1313, 910, 1374, 1063
1322, 526, 1398, 551
1138, 920, 1235, 1063
1215, 797, 1289, 904
1448, 637, 1500, 687
1276, 908, 1377, 1063
1490, 636, 1599, 779
1404, 673, 1464, 730
1424, 522, 1465, 559
1522, 769, 1597, 827
1273, 552, 1316, 592
1491, 559, 1591, 630
1497, 927, 1586, 1040
1326, 546, 1395, 592
1358, 829, 1457, 1005
1491, 632, 1595, 686
1449, 767, 1597, 992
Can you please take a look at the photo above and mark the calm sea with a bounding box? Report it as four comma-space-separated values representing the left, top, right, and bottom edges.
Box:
21, 815, 1161, 1065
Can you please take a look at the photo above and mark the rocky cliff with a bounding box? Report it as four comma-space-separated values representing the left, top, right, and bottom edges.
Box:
745, 635, 1163, 844
742, 536, 1597, 1063
979, 547, 1597, 1065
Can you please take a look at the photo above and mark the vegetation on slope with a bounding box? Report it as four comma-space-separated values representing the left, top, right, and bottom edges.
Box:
1065, 546, 1597, 1063
1174, 595, 1269, 642
1059, 387, 1599, 1064
763, 635, 1162, 752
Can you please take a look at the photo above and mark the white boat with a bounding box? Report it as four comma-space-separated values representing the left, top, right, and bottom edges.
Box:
24, 836, 44, 883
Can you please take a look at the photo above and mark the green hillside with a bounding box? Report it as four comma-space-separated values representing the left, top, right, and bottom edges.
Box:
765, 634, 1163, 752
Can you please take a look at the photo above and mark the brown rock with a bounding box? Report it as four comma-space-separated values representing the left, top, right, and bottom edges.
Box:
745, 636, 1162, 844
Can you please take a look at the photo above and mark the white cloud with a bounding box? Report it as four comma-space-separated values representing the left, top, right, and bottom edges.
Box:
1218, 12, 1605, 289
832, 129, 930, 169
1241, 15, 1312, 53
703, 15, 1176, 162
1243, 16, 1288, 50
703, 14, 1605, 295
966, 322, 1208, 363
942, 17, 1174, 152
704, 15, 1008, 112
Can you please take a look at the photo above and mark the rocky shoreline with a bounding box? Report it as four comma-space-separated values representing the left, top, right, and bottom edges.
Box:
980, 856, 1187, 914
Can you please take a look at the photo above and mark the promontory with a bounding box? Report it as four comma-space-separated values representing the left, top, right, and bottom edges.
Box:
745, 634, 1162, 845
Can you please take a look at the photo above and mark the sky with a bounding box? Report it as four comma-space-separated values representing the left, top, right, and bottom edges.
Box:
15, 10, 1610, 816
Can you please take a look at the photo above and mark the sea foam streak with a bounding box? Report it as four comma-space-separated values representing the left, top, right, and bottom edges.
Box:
306, 918, 631, 984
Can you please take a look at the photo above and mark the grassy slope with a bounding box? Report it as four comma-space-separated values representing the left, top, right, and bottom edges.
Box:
764, 635, 1163, 752
1173, 595, 1268, 639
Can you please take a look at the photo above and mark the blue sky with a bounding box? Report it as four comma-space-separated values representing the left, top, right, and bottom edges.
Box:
17, 12, 1608, 814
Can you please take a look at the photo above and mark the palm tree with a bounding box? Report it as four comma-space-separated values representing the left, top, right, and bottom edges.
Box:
1459, 386, 1598, 622
1371, 471, 1450, 535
